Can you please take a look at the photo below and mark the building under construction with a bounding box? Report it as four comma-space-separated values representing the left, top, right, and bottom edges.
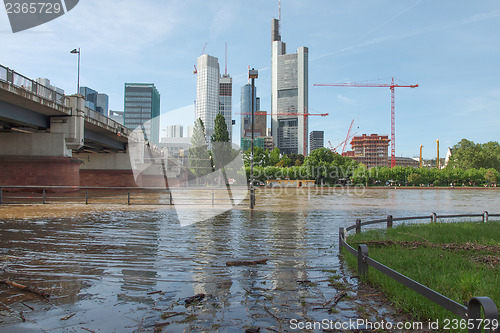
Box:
343, 134, 390, 168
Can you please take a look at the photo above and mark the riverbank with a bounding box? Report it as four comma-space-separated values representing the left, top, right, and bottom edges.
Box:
343, 222, 500, 332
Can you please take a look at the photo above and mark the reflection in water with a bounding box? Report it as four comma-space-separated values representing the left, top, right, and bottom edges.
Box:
0, 188, 499, 331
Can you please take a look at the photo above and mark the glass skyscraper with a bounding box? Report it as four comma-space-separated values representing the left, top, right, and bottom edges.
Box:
219, 75, 232, 140
240, 83, 260, 139
196, 55, 220, 143
271, 18, 309, 156
96, 93, 109, 116
196, 54, 233, 144
79, 86, 109, 116
124, 83, 161, 144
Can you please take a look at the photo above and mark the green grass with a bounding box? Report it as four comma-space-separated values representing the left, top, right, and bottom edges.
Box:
343, 221, 500, 333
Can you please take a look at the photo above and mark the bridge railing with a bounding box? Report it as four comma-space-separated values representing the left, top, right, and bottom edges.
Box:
0, 185, 249, 206
0, 64, 68, 106
84, 107, 131, 136
339, 213, 499, 332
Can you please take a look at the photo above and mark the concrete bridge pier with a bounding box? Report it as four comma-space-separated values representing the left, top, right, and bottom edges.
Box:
0, 95, 85, 188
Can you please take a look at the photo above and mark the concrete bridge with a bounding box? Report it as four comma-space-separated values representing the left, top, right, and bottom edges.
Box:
0, 64, 179, 188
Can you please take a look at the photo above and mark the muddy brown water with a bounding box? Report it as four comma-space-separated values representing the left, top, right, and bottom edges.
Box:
0, 188, 498, 332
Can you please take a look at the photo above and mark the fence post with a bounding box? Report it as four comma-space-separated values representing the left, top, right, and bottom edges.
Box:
467, 297, 499, 333
358, 244, 369, 280
127, 191, 131, 205
356, 219, 362, 234
7, 69, 13, 83
85, 190, 88, 205
42, 189, 46, 204
339, 227, 346, 252
169, 192, 173, 205
387, 215, 393, 229
483, 211, 489, 223
431, 212, 437, 223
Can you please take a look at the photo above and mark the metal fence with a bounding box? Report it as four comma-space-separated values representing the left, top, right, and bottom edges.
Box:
0, 64, 68, 106
339, 212, 499, 333
0, 185, 249, 206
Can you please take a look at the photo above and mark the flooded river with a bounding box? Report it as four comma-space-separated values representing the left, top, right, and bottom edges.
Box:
0, 188, 498, 332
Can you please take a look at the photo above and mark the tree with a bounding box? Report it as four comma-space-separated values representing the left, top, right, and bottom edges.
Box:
211, 113, 230, 143
485, 168, 498, 184
289, 153, 304, 167
269, 148, 281, 166
447, 139, 500, 171
189, 118, 212, 180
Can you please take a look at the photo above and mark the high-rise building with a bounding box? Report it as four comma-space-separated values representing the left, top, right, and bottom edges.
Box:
79, 86, 98, 110
309, 131, 324, 153
79, 86, 109, 116
219, 75, 233, 140
271, 18, 309, 156
240, 84, 264, 139
196, 54, 220, 143
96, 93, 109, 116
241, 84, 265, 133
196, 54, 233, 144
124, 83, 161, 144
241, 84, 257, 139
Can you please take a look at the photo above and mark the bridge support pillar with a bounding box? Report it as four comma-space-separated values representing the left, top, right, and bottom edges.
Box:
0, 155, 80, 187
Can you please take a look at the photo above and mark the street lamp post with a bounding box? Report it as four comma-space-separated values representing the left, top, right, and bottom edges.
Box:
249, 68, 258, 209
70, 48, 80, 94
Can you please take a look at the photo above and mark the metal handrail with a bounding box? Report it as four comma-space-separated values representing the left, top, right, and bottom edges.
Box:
0, 63, 68, 106
0, 185, 249, 206
339, 213, 499, 332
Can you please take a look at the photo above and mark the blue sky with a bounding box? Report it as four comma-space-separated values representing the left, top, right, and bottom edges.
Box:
1, 0, 499, 159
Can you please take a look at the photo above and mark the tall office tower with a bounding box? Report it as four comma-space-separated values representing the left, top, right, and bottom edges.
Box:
309, 131, 324, 153
271, 18, 309, 156
196, 54, 233, 144
196, 54, 220, 143
219, 74, 233, 141
124, 83, 161, 144
240, 84, 260, 139
79, 86, 98, 110
96, 93, 109, 116
79, 87, 109, 116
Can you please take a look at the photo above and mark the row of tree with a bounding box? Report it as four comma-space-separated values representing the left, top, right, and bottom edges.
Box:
446, 139, 500, 171
350, 165, 498, 186
190, 121, 500, 187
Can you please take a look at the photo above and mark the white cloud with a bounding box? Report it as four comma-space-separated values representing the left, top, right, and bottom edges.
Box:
336, 94, 356, 105
311, 9, 500, 62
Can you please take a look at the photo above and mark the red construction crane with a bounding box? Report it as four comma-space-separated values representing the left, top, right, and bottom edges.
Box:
327, 140, 335, 152
328, 119, 356, 154
341, 119, 355, 154
314, 77, 418, 167
193, 42, 208, 75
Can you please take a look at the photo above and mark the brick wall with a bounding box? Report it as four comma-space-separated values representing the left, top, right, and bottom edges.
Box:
0, 156, 80, 187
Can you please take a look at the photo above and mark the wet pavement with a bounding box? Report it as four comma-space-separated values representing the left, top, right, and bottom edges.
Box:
0, 188, 499, 332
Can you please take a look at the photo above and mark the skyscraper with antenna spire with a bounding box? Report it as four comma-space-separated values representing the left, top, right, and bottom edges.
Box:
271, 3, 309, 155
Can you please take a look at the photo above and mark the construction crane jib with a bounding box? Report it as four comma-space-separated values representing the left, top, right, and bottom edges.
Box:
314, 77, 418, 168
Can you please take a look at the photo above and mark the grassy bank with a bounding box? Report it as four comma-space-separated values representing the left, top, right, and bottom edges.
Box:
343, 221, 500, 332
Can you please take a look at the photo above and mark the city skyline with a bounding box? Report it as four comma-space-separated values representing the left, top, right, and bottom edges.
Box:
1, 0, 499, 158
